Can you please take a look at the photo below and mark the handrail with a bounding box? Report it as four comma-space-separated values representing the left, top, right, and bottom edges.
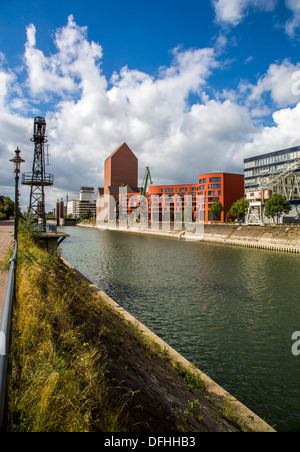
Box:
0, 240, 17, 432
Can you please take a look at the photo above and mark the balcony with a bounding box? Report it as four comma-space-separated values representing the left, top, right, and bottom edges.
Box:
22, 172, 54, 186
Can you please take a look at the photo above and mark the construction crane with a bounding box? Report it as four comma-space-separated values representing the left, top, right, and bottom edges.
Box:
130, 167, 153, 222
246, 158, 300, 225
140, 166, 153, 198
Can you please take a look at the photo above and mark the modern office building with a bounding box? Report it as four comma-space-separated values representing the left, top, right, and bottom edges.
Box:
244, 145, 300, 222
67, 187, 96, 218
116, 173, 244, 223
147, 173, 244, 223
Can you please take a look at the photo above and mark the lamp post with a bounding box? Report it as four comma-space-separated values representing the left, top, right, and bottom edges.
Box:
9, 147, 25, 240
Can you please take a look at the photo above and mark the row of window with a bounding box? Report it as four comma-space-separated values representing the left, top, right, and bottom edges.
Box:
156, 178, 223, 193
199, 177, 222, 183
244, 151, 300, 169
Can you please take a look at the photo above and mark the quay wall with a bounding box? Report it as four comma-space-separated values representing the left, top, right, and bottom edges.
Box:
78, 221, 300, 254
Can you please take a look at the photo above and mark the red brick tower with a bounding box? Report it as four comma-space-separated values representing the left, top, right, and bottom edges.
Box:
104, 142, 138, 195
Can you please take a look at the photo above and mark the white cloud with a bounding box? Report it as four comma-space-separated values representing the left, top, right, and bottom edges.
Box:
285, 0, 300, 36
213, 0, 277, 26
1, 15, 300, 212
245, 59, 300, 110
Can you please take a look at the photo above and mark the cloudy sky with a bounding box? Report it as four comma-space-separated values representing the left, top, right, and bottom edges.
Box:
1, 0, 300, 211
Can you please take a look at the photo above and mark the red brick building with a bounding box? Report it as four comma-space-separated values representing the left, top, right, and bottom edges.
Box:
104, 142, 138, 196
98, 142, 138, 220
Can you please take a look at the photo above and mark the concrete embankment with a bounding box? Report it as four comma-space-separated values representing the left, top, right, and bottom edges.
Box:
79, 221, 300, 253
201, 224, 300, 253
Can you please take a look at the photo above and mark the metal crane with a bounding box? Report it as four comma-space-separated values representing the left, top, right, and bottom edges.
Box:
246, 158, 300, 225
22, 117, 54, 231
140, 166, 153, 198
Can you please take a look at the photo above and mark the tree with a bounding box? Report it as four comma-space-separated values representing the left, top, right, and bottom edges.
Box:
264, 193, 292, 223
229, 198, 249, 221
3, 197, 15, 219
209, 201, 224, 221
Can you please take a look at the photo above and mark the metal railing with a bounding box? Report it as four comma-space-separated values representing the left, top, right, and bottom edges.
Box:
22, 172, 54, 186
0, 240, 17, 432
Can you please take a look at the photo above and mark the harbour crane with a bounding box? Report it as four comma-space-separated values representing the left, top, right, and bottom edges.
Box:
131, 167, 153, 222
140, 166, 153, 198
246, 158, 300, 225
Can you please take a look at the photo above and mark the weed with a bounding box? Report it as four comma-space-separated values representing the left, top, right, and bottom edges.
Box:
175, 362, 207, 391
184, 400, 203, 418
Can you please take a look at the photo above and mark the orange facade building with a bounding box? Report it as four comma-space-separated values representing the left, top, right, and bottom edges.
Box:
147, 173, 244, 223
118, 172, 244, 223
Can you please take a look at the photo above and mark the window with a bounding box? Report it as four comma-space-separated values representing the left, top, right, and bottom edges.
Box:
190, 187, 197, 191
211, 184, 221, 189
208, 191, 215, 196
199, 185, 205, 190
199, 178, 207, 184
210, 177, 221, 182
208, 197, 220, 202
165, 188, 174, 192
179, 187, 186, 192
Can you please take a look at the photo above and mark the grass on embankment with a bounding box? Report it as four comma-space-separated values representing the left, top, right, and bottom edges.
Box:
9, 233, 128, 432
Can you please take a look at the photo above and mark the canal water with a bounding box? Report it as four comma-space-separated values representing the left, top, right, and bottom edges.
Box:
59, 226, 300, 432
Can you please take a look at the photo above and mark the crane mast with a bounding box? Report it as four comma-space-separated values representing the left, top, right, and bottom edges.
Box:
140, 166, 153, 198
22, 117, 54, 231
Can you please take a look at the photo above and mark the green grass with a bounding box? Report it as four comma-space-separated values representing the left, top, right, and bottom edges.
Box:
9, 233, 128, 432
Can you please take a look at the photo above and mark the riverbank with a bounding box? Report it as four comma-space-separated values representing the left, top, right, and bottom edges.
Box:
10, 233, 275, 432
79, 220, 300, 253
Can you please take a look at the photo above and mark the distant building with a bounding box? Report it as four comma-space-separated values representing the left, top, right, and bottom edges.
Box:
98, 143, 139, 220
244, 145, 300, 222
104, 142, 138, 196
67, 187, 96, 218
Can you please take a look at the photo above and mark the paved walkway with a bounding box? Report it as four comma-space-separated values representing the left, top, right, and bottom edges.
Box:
0, 221, 14, 321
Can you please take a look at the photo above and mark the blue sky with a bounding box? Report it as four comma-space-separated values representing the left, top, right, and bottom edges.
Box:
1, 0, 300, 210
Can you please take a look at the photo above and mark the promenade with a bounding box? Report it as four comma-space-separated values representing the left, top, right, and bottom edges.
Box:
0, 221, 14, 320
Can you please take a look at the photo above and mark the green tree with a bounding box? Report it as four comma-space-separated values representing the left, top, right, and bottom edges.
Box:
264, 193, 292, 223
229, 198, 249, 220
80, 209, 91, 220
209, 201, 224, 221
3, 197, 15, 219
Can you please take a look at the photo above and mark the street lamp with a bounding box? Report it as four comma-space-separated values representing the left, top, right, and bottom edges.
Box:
9, 147, 25, 240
